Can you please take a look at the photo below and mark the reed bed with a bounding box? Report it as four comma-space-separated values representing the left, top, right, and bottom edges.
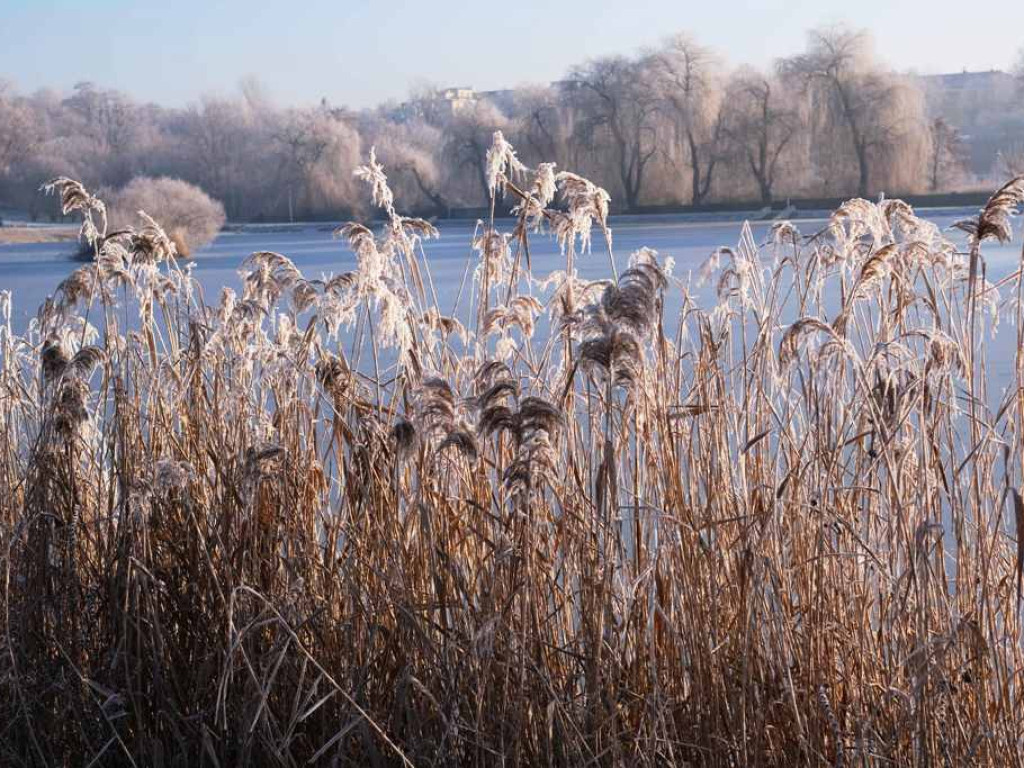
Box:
3, 138, 1024, 766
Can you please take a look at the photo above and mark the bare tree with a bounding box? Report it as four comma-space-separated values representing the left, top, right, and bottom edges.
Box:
570, 56, 658, 211
274, 107, 334, 221
721, 69, 802, 204
649, 35, 724, 205
370, 118, 449, 214
281, 108, 361, 219
443, 99, 508, 205
180, 95, 280, 220
63, 82, 142, 185
511, 85, 569, 166
781, 27, 930, 198
183, 97, 250, 218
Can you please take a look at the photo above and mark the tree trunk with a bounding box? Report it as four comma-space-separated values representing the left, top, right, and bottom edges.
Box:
856, 144, 870, 198
409, 166, 448, 214
476, 162, 490, 209
751, 139, 772, 205
619, 141, 640, 212
689, 133, 703, 206
622, 167, 639, 212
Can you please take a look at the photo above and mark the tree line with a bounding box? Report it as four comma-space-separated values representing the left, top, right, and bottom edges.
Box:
0, 26, 995, 220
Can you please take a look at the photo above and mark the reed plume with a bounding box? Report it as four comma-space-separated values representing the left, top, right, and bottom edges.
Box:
2, 164, 1024, 768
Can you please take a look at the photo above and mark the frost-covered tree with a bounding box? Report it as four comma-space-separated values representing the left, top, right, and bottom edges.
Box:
721, 69, 802, 204
369, 117, 448, 214
180, 96, 265, 219
570, 56, 658, 211
274, 106, 362, 220
0, 82, 35, 176
510, 85, 572, 168
781, 27, 928, 197
443, 99, 509, 205
648, 35, 725, 205
62, 82, 145, 186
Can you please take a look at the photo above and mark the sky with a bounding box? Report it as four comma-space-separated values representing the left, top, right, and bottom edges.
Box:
1, 0, 1021, 109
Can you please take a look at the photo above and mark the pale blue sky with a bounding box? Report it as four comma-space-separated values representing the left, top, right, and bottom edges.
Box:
0, 0, 1019, 108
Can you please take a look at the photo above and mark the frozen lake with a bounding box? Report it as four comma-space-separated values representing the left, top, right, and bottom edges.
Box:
2, 207, 1022, 389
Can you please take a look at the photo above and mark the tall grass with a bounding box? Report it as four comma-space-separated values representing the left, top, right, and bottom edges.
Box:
2, 139, 1024, 766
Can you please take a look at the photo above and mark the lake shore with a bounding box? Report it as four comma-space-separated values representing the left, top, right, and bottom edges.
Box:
0, 224, 78, 245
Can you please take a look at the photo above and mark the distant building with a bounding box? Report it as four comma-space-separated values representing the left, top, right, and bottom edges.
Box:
440, 88, 475, 100
923, 69, 1016, 92
390, 83, 565, 125
920, 69, 1023, 177
387, 86, 482, 123
438, 87, 478, 117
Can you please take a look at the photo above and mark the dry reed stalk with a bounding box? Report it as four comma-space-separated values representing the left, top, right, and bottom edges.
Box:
0, 164, 1023, 767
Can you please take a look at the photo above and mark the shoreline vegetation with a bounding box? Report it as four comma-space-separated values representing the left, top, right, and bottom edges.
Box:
3, 134, 1024, 765
0, 224, 78, 245
2, 27, 1016, 227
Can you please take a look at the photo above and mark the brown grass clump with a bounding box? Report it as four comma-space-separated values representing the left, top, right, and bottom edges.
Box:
3, 137, 1024, 766
0, 225, 79, 245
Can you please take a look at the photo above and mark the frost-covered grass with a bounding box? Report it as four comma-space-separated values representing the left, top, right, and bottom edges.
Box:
2, 142, 1024, 766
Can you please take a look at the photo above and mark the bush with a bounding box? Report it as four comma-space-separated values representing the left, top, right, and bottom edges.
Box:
107, 176, 225, 256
